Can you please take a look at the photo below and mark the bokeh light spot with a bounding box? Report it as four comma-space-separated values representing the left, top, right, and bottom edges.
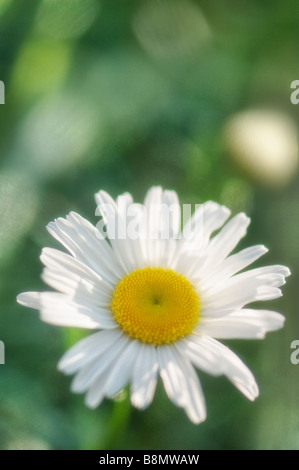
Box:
0, 171, 39, 263
17, 94, 100, 179
12, 39, 71, 100
132, 0, 211, 61
223, 110, 298, 188
36, 0, 100, 39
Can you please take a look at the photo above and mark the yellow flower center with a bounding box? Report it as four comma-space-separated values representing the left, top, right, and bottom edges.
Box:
110, 267, 200, 345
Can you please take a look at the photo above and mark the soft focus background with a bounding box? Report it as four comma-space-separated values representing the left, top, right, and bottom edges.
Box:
0, 0, 298, 450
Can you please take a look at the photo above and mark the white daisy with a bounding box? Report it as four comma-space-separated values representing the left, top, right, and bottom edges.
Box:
17, 186, 290, 424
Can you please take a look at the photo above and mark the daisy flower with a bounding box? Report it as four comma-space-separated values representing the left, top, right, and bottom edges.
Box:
17, 187, 290, 424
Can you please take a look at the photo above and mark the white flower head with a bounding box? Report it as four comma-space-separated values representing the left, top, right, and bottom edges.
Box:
17, 187, 290, 424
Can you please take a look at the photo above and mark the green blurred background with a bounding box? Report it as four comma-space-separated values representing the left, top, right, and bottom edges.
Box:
0, 0, 299, 450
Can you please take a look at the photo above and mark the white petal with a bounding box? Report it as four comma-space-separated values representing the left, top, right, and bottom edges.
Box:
159, 190, 181, 267
94, 189, 121, 240
158, 346, 185, 407
197, 309, 285, 339
158, 345, 206, 424
84, 368, 111, 409
177, 337, 224, 376
95, 187, 181, 271
58, 329, 122, 375
47, 212, 123, 284
116, 192, 151, 270
179, 201, 231, 255
95, 190, 147, 273
162, 190, 180, 235
144, 186, 163, 223
202, 213, 250, 271
116, 192, 134, 216
61, 329, 129, 410
67, 212, 125, 281
243, 266, 291, 285
104, 340, 139, 398
41, 247, 111, 289
185, 335, 259, 401
41, 269, 112, 307
171, 202, 231, 276
144, 186, 166, 266
19, 291, 117, 330
201, 266, 288, 316
131, 343, 159, 409
71, 334, 129, 394
175, 355, 207, 424
200, 245, 269, 290
140, 187, 183, 267
40, 248, 113, 307
84, 340, 137, 408
17, 291, 41, 309
42, 301, 115, 329
95, 190, 133, 272
210, 265, 290, 294
201, 289, 283, 318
